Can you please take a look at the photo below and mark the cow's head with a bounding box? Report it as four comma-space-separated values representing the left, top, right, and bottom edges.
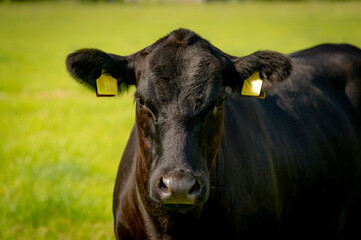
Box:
66, 28, 292, 213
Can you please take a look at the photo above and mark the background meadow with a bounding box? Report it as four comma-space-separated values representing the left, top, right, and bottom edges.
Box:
1, 1, 361, 239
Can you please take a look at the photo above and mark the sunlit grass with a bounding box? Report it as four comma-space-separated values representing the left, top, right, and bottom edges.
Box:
1, 1, 361, 239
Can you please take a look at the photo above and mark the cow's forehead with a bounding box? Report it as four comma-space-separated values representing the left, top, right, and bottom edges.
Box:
135, 38, 225, 118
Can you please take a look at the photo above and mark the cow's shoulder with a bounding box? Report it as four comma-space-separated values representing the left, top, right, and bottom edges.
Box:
288, 44, 361, 76
288, 43, 361, 59
287, 44, 361, 116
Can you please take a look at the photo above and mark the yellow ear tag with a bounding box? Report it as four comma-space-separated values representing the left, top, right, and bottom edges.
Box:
96, 70, 118, 97
241, 71, 265, 98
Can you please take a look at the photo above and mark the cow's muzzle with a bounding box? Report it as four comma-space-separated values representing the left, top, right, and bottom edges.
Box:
154, 169, 207, 206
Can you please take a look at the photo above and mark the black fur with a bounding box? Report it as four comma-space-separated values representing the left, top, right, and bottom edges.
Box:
66, 29, 361, 240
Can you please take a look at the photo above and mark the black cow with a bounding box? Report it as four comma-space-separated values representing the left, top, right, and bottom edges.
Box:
66, 28, 361, 240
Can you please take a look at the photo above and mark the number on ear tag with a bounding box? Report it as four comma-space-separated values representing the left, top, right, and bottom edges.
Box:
241, 71, 265, 98
96, 70, 118, 97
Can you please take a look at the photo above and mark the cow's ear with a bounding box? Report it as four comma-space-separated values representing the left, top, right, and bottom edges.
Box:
66, 49, 136, 94
230, 50, 292, 97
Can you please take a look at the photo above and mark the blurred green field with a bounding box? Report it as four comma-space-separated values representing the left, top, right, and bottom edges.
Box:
1, 1, 361, 239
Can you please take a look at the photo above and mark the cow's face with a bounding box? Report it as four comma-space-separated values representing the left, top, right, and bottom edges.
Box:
134, 35, 229, 210
66, 28, 292, 212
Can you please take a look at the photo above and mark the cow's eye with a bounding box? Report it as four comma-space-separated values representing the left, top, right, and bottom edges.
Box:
136, 97, 159, 123
136, 98, 145, 108
215, 99, 225, 111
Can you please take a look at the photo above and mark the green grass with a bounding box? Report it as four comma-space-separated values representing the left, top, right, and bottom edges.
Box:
1, 1, 361, 239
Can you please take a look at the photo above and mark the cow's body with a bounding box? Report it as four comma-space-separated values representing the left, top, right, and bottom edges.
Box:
66, 29, 361, 240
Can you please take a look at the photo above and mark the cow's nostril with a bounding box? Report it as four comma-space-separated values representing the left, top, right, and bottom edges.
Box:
188, 179, 201, 195
158, 177, 168, 191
